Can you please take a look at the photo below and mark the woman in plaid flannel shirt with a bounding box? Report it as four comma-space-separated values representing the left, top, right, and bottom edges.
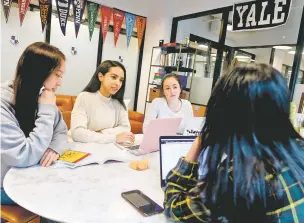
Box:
164, 63, 304, 223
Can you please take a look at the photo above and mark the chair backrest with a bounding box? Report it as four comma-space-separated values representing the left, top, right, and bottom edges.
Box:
56, 94, 73, 112
192, 104, 206, 117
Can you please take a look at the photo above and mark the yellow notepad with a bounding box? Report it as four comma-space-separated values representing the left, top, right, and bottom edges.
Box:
58, 150, 91, 163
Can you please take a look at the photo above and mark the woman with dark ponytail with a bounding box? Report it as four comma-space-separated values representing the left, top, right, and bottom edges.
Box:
164, 63, 304, 223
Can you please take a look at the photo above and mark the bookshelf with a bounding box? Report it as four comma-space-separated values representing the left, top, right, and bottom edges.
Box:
144, 42, 206, 114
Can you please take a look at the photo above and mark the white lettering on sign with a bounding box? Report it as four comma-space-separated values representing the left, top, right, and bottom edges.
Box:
246, 4, 257, 27
4, 0, 9, 6
273, 0, 286, 24
258, 1, 271, 25
236, 5, 248, 27
59, 8, 67, 25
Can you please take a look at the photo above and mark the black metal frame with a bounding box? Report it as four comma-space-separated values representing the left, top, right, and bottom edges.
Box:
170, 5, 304, 98
289, 6, 304, 100
170, 6, 233, 43
133, 28, 146, 110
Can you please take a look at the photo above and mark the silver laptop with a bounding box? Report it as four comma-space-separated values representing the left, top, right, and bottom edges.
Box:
159, 136, 196, 188
116, 118, 182, 155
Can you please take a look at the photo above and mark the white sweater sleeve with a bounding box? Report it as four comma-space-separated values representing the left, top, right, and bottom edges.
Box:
102, 105, 130, 135
71, 94, 116, 144
143, 98, 159, 133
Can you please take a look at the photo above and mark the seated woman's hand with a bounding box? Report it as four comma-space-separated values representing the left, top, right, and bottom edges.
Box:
116, 132, 135, 144
40, 148, 60, 167
38, 89, 56, 105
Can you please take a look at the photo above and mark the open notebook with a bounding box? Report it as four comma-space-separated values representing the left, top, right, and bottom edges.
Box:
52, 143, 140, 169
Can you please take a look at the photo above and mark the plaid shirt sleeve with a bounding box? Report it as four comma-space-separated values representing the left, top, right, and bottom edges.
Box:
164, 157, 211, 222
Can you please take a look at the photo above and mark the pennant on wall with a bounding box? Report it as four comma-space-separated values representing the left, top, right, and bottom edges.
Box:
100, 6, 112, 41
38, 0, 51, 32
87, 1, 98, 41
112, 9, 125, 47
72, 0, 86, 38
125, 13, 136, 48
2, 0, 12, 23
136, 16, 146, 50
56, 0, 71, 36
18, 0, 30, 26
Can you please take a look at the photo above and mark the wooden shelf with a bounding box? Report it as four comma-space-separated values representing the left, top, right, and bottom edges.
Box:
153, 44, 207, 56
148, 82, 161, 86
151, 65, 194, 73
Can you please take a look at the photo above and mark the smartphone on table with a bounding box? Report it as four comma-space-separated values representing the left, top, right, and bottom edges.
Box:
121, 190, 164, 217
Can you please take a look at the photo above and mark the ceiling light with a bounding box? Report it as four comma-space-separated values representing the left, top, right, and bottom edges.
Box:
288, 50, 304, 55
235, 55, 250, 59
198, 44, 208, 49
273, 46, 292, 50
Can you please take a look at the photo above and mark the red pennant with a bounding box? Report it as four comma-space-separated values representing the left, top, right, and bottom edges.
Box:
100, 6, 112, 41
136, 16, 146, 50
112, 9, 125, 47
18, 0, 30, 26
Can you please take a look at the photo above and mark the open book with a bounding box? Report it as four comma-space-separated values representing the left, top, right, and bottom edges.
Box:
53, 143, 140, 169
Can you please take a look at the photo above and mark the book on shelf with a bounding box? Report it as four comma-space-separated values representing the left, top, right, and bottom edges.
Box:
162, 42, 180, 47
152, 72, 164, 85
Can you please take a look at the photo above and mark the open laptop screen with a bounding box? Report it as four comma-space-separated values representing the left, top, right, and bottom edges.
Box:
159, 136, 196, 187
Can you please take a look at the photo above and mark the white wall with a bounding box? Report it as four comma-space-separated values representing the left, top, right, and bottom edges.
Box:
176, 17, 235, 46
1, 4, 140, 110
50, 14, 99, 97
102, 33, 139, 110
92, 0, 149, 16
1, 7, 45, 82
241, 48, 272, 64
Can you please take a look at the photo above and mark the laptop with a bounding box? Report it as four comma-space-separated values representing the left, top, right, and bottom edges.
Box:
159, 136, 196, 188
116, 118, 182, 155
183, 117, 205, 136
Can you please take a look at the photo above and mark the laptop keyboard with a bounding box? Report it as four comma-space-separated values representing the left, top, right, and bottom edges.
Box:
126, 145, 140, 150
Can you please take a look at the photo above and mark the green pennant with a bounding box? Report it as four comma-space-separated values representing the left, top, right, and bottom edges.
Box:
87, 1, 98, 41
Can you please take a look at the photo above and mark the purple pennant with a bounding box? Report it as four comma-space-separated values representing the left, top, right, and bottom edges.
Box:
72, 0, 86, 38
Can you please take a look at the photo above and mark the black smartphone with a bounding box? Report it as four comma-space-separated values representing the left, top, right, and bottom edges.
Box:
121, 190, 164, 217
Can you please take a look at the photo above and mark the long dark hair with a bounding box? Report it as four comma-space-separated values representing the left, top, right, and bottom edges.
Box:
83, 60, 127, 110
200, 63, 304, 222
14, 42, 65, 137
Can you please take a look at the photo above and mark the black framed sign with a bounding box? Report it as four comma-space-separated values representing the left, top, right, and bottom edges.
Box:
232, 0, 292, 31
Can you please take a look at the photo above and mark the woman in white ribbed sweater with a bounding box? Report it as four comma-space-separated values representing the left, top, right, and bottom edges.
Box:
71, 60, 134, 144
